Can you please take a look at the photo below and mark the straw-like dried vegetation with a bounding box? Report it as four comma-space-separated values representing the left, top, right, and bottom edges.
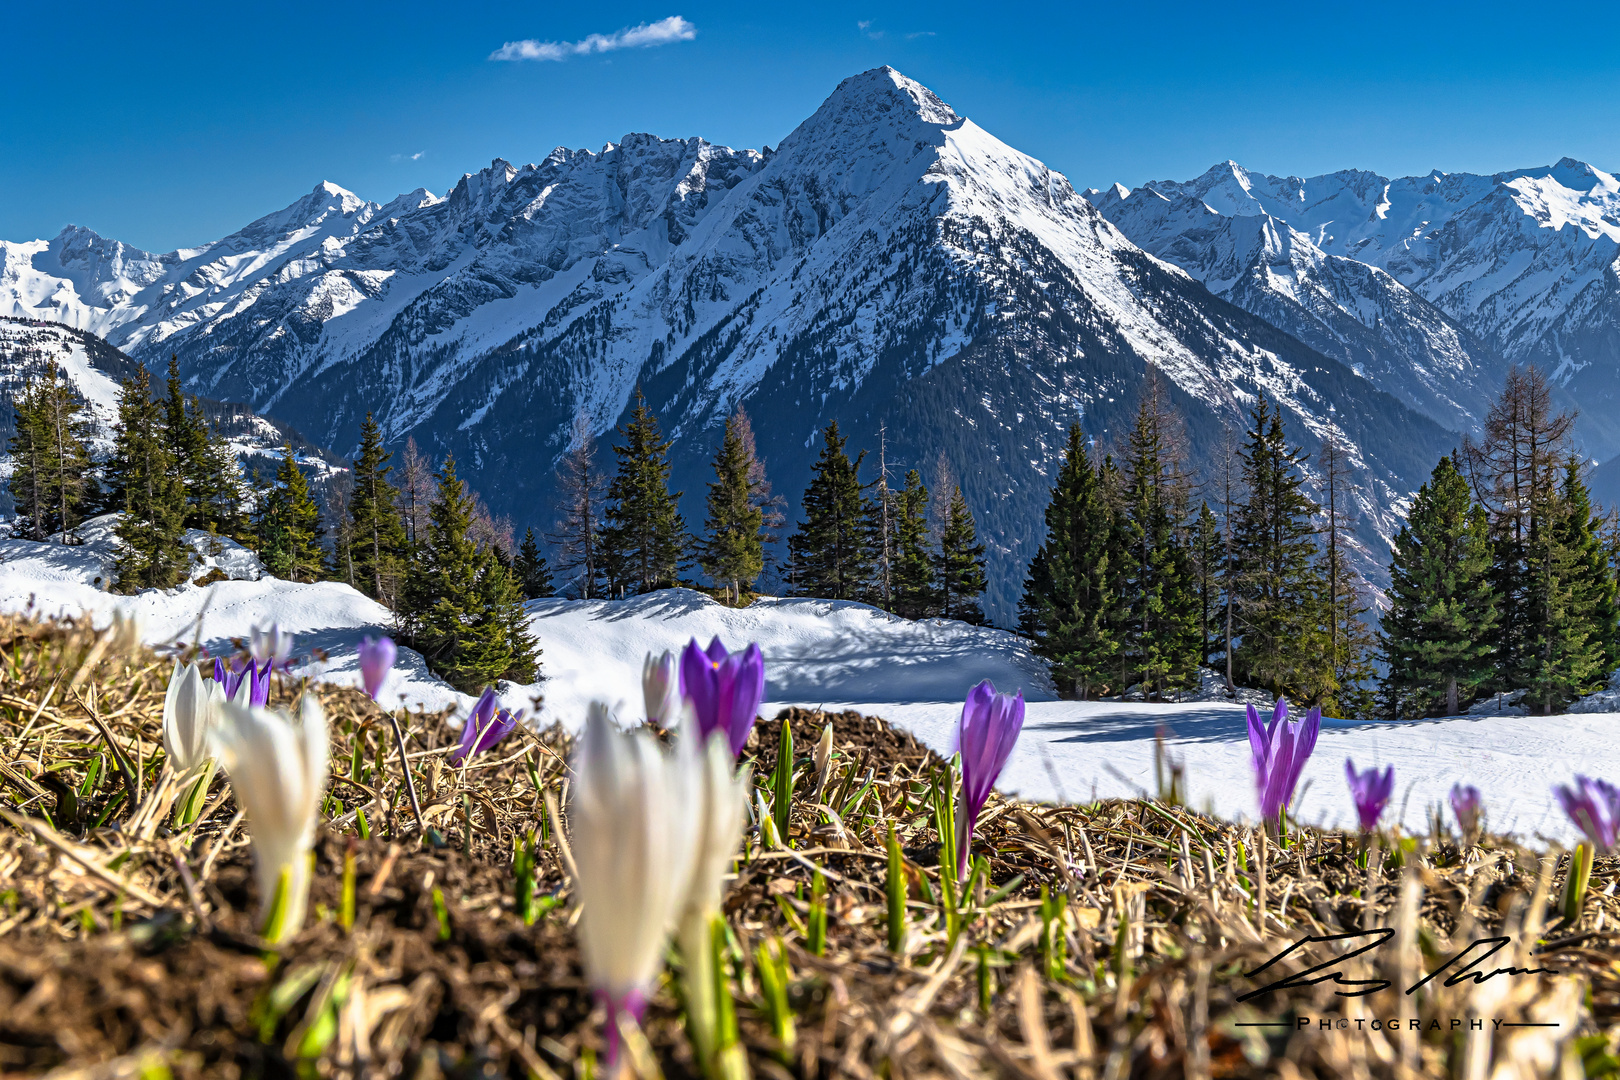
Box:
1, 612, 1618, 1079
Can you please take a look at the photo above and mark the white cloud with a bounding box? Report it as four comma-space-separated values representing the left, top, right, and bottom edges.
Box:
490, 16, 696, 62
905, 31, 936, 39
390, 151, 425, 163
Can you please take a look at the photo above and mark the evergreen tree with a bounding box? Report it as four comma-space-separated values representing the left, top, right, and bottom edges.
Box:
937, 484, 988, 625
1230, 392, 1331, 701
890, 470, 937, 619
1118, 382, 1200, 697
514, 527, 555, 599
602, 389, 687, 595
700, 409, 767, 603
398, 455, 539, 690
257, 444, 326, 583
1018, 424, 1119, 698
108, 367, 190, 590
347, 413, 408, 606
7, 378, 47, 540
162, 358, 246, 537
1191, 503, 1221, 667
1318, 433, 1376, 717
1380, 455, 1499, 717
785, 422, 872, 600
7, 363, 95, 543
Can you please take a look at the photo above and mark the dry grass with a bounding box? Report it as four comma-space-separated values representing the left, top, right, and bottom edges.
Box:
0, 611, 1617, 1079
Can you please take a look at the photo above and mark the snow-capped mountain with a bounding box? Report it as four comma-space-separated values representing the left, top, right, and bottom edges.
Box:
0, 69, 1456, 621
1090, 159, 1620, 453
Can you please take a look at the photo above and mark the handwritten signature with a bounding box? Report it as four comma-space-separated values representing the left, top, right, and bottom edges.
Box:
1238, 929, 1557, 1002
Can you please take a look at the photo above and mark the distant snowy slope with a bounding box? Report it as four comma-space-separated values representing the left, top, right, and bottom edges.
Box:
0, 318, 347, 514
1093, 159, 1620, 452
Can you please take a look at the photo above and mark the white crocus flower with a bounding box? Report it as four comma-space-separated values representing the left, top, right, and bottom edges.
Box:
212, 694, 329, 942
251, 623, 293, 667
162, 661, 223, 773
676, 728, 751, 1070
570, 702, 699, 1065
642, 649, 682, 727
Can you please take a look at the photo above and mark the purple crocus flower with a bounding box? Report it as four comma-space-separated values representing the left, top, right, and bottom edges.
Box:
1345, 759, 1394, 832
1555, 776, 1620, 851
213, 656, 271, 708
954, 679, 1025, 880
451, 686, 523, 765
1246, 699, 1320, 828
1450, 783, 1483, 839
679, 637, 765, 757
358, 635, 397, 701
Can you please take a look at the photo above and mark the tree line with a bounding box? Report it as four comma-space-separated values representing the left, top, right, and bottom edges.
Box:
9, 370, 990, 687
1018, 367, 1620, 718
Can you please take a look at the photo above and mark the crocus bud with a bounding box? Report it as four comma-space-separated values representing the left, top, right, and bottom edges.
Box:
251, 623, 294, 668
215, 657, 271, 708
1345, 759, 1394, 833
212, 695, 329, 942
162, 661, 223, 774
642, 649, 682, 727
1556, 776, 1620, 851
1450, 783, 1483, 841
452, 686, 522, 765
955, 679, 1025, 880
679, 637, 766, 757
571, 703, 698, 1067
1246, 700, 1320, 830
359, 635, 397, 701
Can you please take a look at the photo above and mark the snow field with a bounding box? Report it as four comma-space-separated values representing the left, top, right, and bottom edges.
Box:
0, 523, 1609, 846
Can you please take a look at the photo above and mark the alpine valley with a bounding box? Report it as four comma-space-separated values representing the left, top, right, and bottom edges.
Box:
10, 68, 1616, 622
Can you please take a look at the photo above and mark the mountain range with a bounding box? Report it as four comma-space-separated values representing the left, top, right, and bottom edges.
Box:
14, 68, 1607, 622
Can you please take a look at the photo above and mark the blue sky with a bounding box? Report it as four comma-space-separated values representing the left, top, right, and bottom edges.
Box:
4, 1, 1616, 252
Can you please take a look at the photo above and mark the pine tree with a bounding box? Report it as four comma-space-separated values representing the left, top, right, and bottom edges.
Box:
257, 444, 326, 583
1019, 424, 1119, 698
1318, 433, 1376, 717
347, 413, 408, 606
551, 412, 607, 599
398, 455, 539, 690
1527, 457, 1613, 709
1380, 455, 1499, 717
938, 484, 988, 625
1119, 381, 1200, 697
108, 367, 191, 590
602, 389, 687, 595
7, 378, 47, 540
7, 363, 95, 543
158, 358, 244, 536
1191, 503, 1221, 667
890, 470, 937, 619
700, 409, 767, 603
1231, 392, 1331, 701
785, 422, 872, 600
514, 527, 555, 599
864, 425, 896, 609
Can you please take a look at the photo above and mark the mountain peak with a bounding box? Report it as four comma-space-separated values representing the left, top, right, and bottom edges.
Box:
806, 66, 960, 131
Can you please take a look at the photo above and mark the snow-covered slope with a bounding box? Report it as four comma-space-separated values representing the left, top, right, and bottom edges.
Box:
0, 525, 1596, 845
1093, 159, 1620, 451
0, 70, 1458, 619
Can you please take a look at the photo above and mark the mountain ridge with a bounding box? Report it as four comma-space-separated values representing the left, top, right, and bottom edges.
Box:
0, 68, 1460, 622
